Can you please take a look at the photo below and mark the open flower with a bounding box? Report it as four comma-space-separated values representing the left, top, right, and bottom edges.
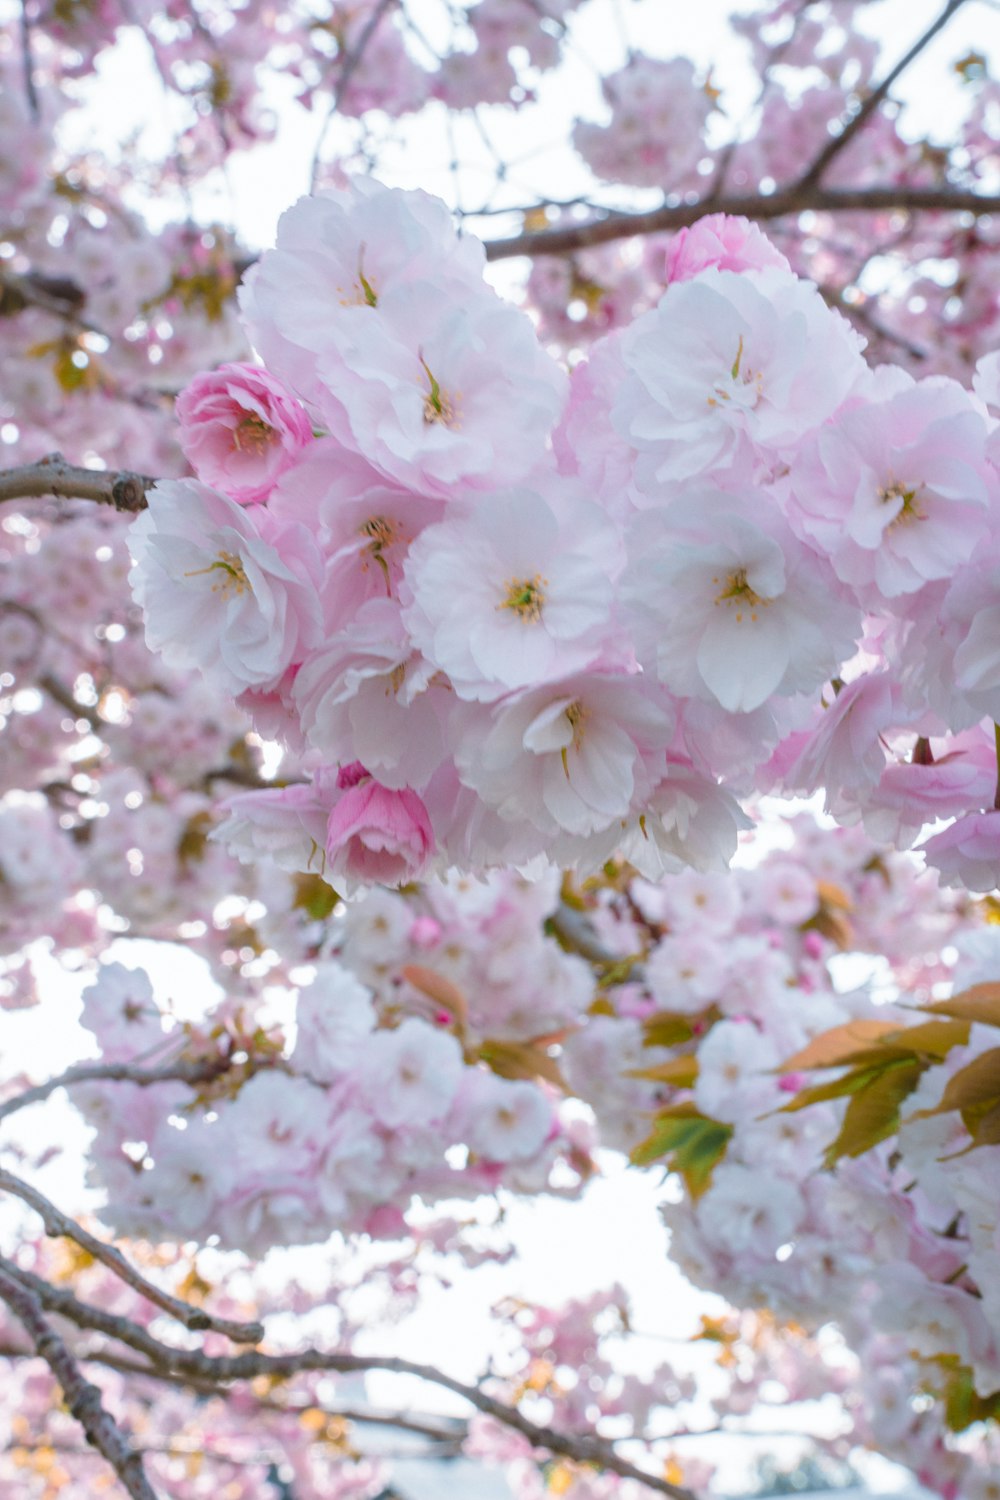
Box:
128, 479, 323, 695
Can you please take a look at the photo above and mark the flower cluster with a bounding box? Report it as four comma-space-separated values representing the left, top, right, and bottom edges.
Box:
129, 181, 1000, 895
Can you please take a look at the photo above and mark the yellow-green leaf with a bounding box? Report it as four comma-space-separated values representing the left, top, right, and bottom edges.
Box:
778, 1062, 894, 1113
881, 1018, 971, 1059
292, 872, 338, 921
823, 1059, 925, 1167
630, 1103, 732, 1196
781, 1019, 900, 1073
478, 1039, 567, 1092
642, 1012, 697, 1049
910, 1047, 1000, 1121
627, 1055, 699, 1088
922, 983, 1000, 1028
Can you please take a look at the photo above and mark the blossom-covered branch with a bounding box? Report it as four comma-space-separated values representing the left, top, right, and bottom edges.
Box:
0, 1057, 243, 1124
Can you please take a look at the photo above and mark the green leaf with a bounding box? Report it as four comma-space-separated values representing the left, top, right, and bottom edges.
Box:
823, 1059, 925, 1167
642, 1012, 696, 1049
630, 1104, 732, 1196
292, 872, 338, 921
778, 1062, 892, 1113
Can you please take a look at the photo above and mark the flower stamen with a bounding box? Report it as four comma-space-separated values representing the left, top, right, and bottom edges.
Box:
498, 575, 546, 621
184, 550, 252, 598
711, 568, 770, 624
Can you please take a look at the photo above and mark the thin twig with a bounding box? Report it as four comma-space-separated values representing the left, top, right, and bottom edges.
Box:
795, 0, 970, 190
18, 0, 40, 122
5, 1261, 698, 1500
484, 186, 1000, 261
0, 1169, 264, 1344
0, 455, 151, 512
310, 0, 398, 188
0, 1266, 159, 1500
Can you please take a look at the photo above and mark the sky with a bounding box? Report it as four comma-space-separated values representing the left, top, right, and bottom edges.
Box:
53, 0, 1000, 251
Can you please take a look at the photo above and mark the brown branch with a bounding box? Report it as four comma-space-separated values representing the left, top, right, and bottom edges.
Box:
549, 901, 641, 980
795, 0, 970, 190
0, 1169, 264, 1345
0, 1341, 466, 1445
0, 1057, 236, 1124
0, 1266, 159, 1500
483, 187, 1000, 261
0, 267, 96, 330
0, 454, 151, 512
38, 672, 102, 728
6, 1262, 698, 1500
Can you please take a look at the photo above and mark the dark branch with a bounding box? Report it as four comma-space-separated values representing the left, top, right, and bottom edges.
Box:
795, 0, 971, 190
0, 1057, 236, 1124
0, 455, 151, 512
0, 1168, 264, 1345
18, 1, 40, 122
5, 1261, 698, 1500
483, 187, 1000, 261
0, 1266, 159, 1500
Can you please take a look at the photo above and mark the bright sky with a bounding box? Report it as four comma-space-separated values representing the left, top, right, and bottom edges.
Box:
52, 0, 1000, 250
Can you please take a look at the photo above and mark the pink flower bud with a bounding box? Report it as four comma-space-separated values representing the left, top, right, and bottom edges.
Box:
176, 361, 313, 505
326, 778, 435, 890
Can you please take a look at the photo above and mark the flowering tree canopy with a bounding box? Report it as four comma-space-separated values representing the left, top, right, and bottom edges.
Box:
2, 1, 1000, 1498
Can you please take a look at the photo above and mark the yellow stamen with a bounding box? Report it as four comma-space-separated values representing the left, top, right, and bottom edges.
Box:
419, 355, 460, 427
877, 480, 924, 526
561, 700, 586, 779
360, 515, 400, 594
184, 549, 251, 598
232, 414, 275, 454
499, 575, 546, 621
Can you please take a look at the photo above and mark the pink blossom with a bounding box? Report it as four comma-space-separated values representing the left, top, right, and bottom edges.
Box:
127, 479, 324, 695
920, 811, 1000, 893
325, 771, 435, 891
176, 361, 313, 505
215, 778, 337, 873
665, 214, 791, 283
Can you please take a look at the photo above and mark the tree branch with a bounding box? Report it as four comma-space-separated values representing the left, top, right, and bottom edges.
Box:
0, 1341, 467, 1446
0, 1168, 264, 1345
0, 1266, 159, 1500
483, 187, 1000, 261
0, 454, 151, 512
795, 0, 970, 190
5, 1260, 698, 1500
18, 0, 40, 122
0, 1056, 237, 1124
